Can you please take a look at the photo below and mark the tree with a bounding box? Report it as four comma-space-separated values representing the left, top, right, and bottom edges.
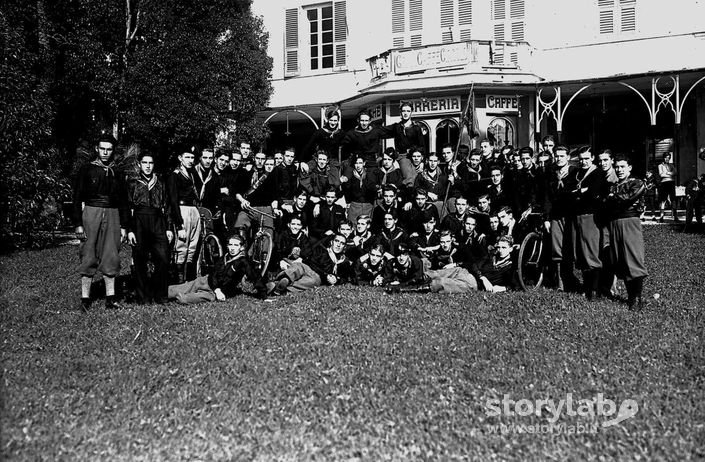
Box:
0, 3, 71, 248
54, 0, 272, 161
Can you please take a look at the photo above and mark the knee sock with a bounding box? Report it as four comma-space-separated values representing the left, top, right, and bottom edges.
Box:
104, 276, 116, 297
81, 276, 92, 298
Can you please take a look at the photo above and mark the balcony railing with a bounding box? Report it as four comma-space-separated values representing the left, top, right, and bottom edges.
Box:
366, 40, 532, 82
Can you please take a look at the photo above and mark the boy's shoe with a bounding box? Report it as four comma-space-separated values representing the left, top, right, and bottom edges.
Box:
105, 296, 125, 310
265, 282, 277, 295
274, 278, 290, 295
79, 297, 92, 313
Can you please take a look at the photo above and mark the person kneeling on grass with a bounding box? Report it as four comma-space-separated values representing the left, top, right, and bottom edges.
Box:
168, 235, 267, 304
268, 233, 354, 295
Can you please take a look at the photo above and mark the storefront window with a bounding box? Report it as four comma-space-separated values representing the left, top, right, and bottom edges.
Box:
435, 118, 459, 154
487, 117, 515, 147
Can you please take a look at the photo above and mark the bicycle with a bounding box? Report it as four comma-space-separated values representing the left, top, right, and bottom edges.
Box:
516, 212, 550, 291
174, 207, 223, 281
243, 206, 275, 278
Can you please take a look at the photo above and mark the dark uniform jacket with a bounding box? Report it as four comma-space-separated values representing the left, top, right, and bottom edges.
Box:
73, 160, 129, 226
605, 177, 646, 220
383, 255, 425, 285
208, 254, 266, 298
125, 174, 178, 232
305, 246, 354, 284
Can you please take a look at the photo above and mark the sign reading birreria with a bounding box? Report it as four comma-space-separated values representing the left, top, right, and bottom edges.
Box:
486, 95, 519, 113
407, 96, 462, 116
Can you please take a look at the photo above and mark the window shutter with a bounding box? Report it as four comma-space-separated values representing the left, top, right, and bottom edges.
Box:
333, 1, 347, 69
509, 0, 524, 41
599, 8, 614, 34
509, 0, 524, 19
285, 8, 299, 76
440, 0, 454, 43
392, 0, 405, 47
493, 0, 505, 20
458, 0, 472, 40
620, 4, 636, 32
409, 0, 423, 31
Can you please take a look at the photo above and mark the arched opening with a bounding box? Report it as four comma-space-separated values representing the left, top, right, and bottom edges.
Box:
435, 118, 459, 154
487, 117, 515, 148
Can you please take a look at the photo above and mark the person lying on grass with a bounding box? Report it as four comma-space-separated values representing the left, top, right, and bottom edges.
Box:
267, 233, 354, 295
168, 235, 267, 304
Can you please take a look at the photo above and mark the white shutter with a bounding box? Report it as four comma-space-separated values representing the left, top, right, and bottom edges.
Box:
285, 8, 299, 76
458, 0, 472, 40
440, 0, 454, 43
392, 0, 405, 47
599, 8, 614, 34
409, 0, 423, 32
333, 1, 347, 69
392, 0, 423, 48
493, 0, 505, 20
620, 2, 636, 32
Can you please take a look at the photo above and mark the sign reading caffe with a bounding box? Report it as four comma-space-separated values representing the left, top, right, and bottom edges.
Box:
486, 95, 519, 113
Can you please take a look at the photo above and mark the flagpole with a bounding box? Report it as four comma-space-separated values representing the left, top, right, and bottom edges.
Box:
440, 83, 476, 218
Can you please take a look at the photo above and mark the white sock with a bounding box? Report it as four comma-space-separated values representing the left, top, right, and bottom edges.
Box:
104, 276, 115, 297
81, 277, 92, 298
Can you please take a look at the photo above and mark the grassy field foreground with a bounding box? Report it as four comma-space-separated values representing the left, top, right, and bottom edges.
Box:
1, 226, 705, 460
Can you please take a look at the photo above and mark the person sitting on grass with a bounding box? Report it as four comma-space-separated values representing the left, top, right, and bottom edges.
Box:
384, 243, 425, 291
409, 211, 441, 266
272, 215, 313, 271
468, 235, 517, 293
347, 214, 375, 262
354, 244, 388, 287
419, 230, 477, 294
268, 233, 353, 295
168, 235, 267, 304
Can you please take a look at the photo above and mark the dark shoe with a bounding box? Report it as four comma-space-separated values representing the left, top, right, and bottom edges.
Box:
386, 284, 402, 294
79, 297, 92, 313
397, 283, 433, 294
274, 277, 290, 295
105, 296, 125, 310
628, 296, 645, 311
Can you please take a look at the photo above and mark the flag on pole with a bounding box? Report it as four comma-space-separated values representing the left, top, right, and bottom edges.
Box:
464, 90, 481, 139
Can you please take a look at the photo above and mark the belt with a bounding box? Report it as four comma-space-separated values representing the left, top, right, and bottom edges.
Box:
179, 200, 197, 206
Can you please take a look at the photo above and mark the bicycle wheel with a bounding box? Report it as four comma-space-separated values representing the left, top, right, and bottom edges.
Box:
517, 231, 545, 291
251, 232, 273, 277
198, 233, 223, 276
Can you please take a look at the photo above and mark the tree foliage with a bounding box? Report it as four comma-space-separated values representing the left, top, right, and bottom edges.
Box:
0, 4, 71, 249
0, 0, 272, 247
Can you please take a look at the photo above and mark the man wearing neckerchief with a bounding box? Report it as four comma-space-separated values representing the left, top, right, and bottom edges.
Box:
126, 152, 178, 304
166, 145, 201, 282
73, 134, 129, 311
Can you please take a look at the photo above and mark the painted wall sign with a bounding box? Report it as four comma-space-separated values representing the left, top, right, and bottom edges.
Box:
369, 104, 384, 123
394, 42, 470, 75
485, 95, 519, 113
406, 96, 462, 116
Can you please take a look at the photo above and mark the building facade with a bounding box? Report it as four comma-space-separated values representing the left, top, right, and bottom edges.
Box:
252, 0, 705, 178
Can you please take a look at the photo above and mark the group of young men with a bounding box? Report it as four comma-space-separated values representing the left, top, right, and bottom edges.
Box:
73, 102, 649, 311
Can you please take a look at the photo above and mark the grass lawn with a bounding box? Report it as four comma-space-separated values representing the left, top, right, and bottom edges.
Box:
2, 225, 704, 460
